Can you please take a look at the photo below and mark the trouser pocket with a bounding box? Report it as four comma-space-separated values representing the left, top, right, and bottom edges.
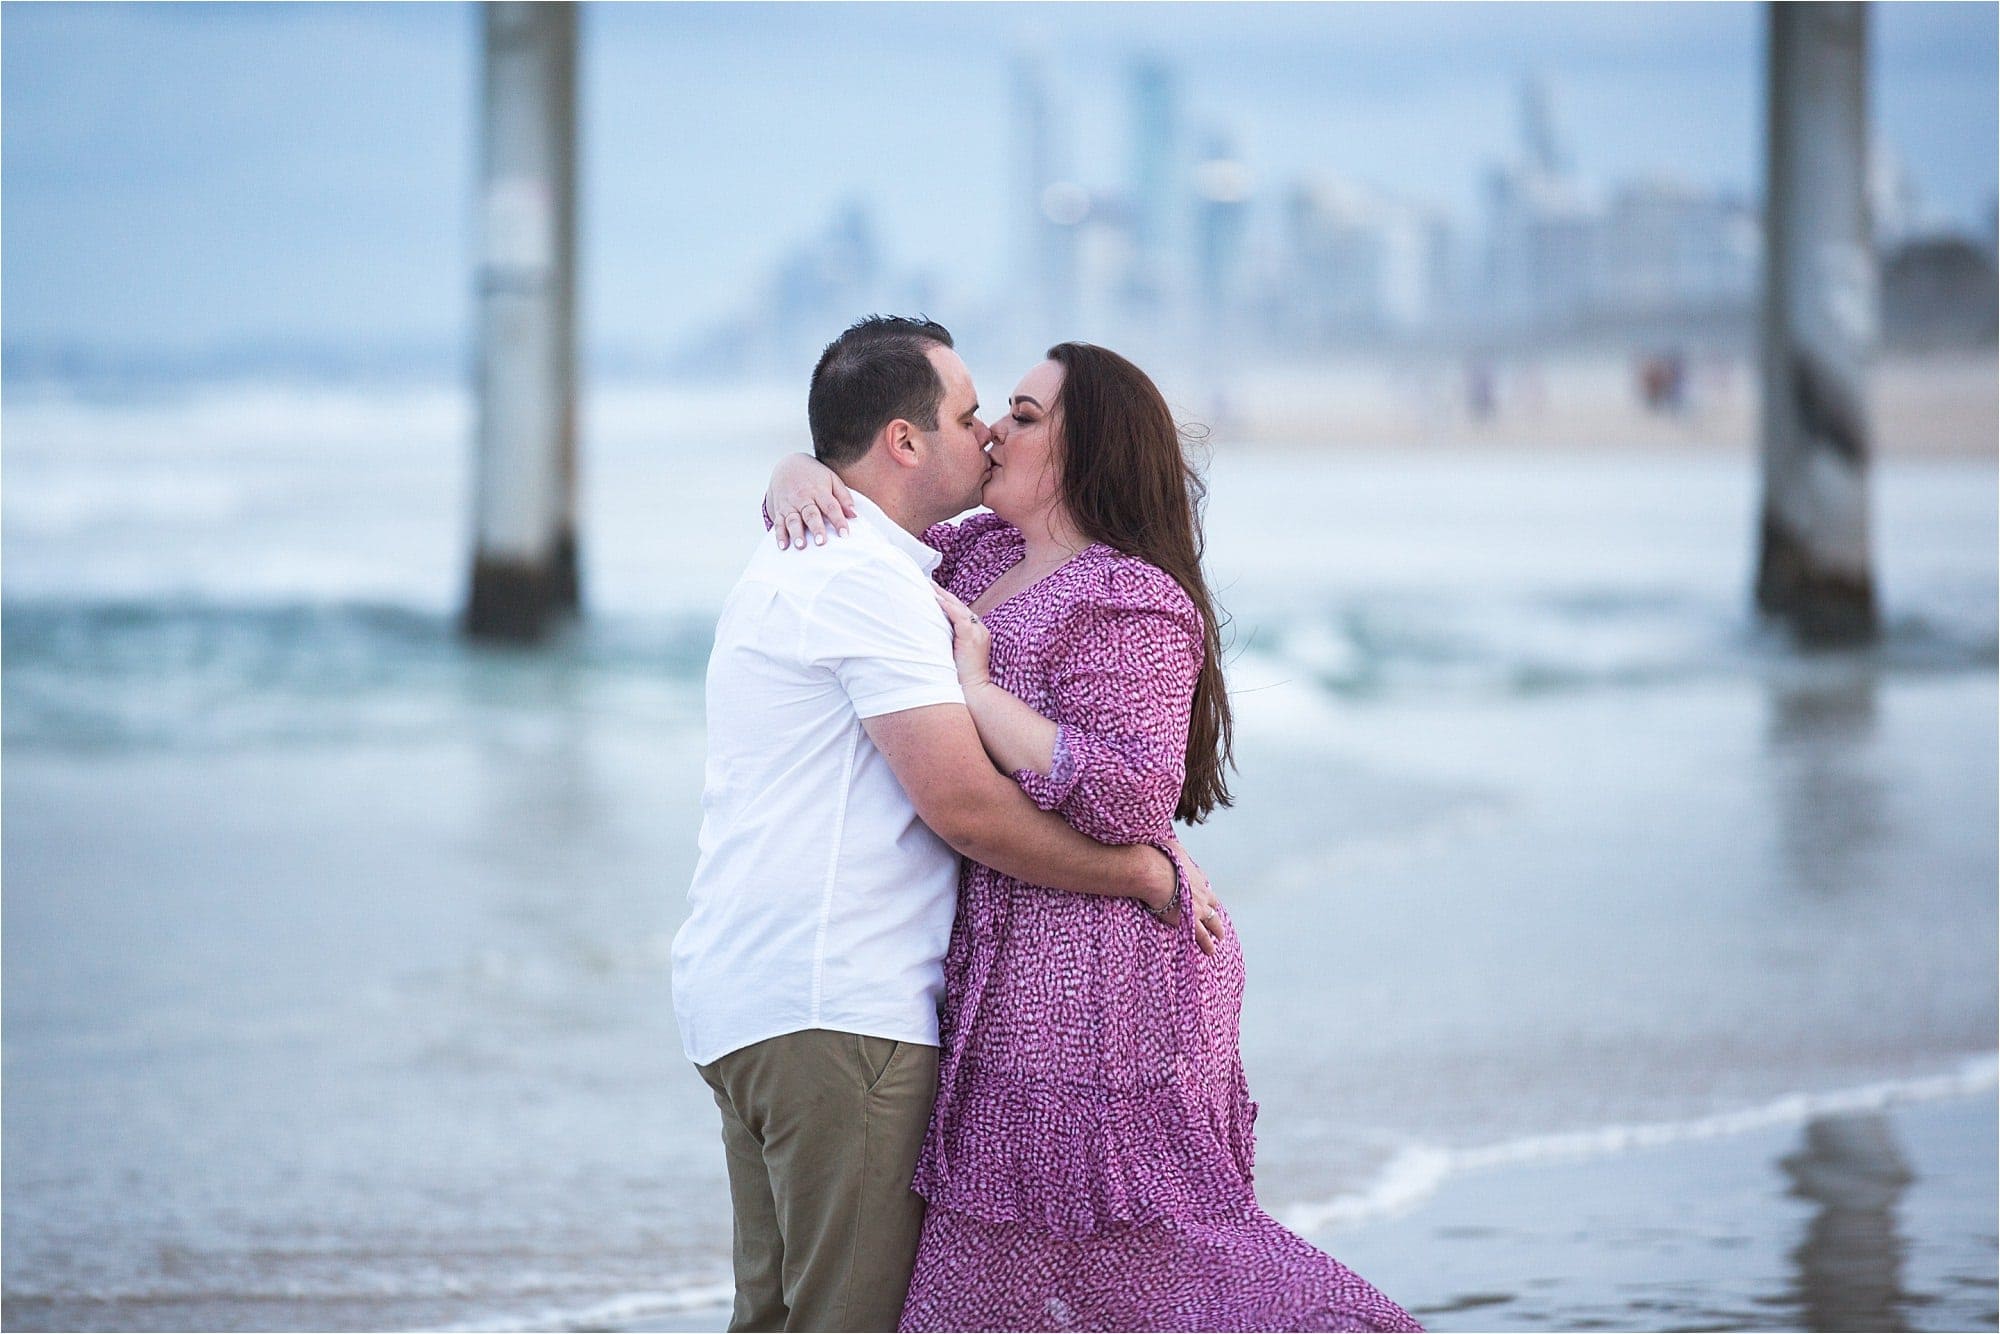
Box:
857, 1034, 901, 1091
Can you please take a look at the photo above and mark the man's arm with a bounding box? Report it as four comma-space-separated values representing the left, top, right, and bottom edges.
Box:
863, 704, 1223, 953
863, 703, 1174, 910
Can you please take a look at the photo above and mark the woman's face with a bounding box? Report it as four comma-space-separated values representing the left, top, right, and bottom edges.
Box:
983, 359, 1066, 524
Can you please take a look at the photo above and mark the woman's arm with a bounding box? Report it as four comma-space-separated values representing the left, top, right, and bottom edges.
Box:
932, 585, 1060, 774
933, 577, 1224, 949
934, 566, 1201, 845
764, 452, 855, 548
763, 453, 996, 583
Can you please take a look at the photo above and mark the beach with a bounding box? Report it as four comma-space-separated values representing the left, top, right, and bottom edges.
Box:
1323, 1092, 1998, 1332
4, 372, 1995, 1331
1216, 348, 1999, 456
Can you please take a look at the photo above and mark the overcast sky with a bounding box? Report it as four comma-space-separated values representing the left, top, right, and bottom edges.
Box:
5, 1, 1994, 365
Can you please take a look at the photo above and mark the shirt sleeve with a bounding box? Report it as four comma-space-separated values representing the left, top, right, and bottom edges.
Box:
802, 563, 965, 720
922, 512, 1011, 587
1012, 563, 1203, 843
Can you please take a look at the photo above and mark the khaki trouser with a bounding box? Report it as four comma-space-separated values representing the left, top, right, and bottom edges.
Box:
696, 1029, 939, 1333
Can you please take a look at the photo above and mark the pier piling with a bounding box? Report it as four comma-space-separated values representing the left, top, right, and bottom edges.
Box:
465, 1, 580, 643
1757, 1, 1878, 647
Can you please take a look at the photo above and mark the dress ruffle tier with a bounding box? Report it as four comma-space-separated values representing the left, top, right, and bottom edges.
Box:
912, 1057, 1260, 1238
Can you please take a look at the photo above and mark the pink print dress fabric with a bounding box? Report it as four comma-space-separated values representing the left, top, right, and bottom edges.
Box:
899, 513, 1420, 1333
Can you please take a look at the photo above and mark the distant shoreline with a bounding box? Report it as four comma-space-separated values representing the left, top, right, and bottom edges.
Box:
1202, 347, 1998, 459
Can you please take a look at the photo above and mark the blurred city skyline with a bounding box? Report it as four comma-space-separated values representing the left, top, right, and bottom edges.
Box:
4, 1, 1995, 380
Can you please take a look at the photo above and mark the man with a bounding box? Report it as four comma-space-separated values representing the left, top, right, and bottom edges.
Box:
672, 316, 1201, 1332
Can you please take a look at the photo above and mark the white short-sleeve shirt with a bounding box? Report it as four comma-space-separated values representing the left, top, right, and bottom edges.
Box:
671, 491, 966, 1066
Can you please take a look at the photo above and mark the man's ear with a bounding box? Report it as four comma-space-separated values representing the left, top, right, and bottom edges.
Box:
882, 419, 923, 469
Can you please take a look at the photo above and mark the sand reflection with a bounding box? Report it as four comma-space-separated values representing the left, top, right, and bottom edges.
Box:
1780, 1111, 1915, 1331
1764, 671, 1888, 899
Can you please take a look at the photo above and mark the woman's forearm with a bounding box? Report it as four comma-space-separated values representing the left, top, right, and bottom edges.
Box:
962, 680, 1061, 777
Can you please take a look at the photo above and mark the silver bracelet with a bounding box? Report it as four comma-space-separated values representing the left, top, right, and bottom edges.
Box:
1143, 844, 1182, 920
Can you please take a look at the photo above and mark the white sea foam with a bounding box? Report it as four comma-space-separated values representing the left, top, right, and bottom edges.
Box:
4, 472, 263, 534
3, 380, 472, 458
3, 377, 802, 464
436, 1278, 734, 1332
1224, 647, 1353, 743
1279, 1052, 2000, 1236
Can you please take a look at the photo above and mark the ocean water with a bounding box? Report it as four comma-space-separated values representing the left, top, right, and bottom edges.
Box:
3, 378, 1995, 1331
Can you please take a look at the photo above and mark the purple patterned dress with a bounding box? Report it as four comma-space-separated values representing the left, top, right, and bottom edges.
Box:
901, 513, 1421, 1333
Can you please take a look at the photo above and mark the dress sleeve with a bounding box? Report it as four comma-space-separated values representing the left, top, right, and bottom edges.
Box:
923, 511, 1010, 587
1013, 562, 1203, 843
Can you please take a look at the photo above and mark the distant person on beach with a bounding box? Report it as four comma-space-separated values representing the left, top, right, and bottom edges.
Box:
765, 333, 1422, 1330
672, 316, 1217, 1333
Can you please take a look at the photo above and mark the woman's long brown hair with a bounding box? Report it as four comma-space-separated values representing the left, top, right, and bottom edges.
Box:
1046, 342, 1234, 824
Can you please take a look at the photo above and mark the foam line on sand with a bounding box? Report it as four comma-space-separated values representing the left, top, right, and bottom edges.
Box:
1278, 1052, 2000, 1236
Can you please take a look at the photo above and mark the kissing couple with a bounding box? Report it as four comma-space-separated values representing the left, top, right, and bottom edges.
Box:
674, 315, 1419, 1333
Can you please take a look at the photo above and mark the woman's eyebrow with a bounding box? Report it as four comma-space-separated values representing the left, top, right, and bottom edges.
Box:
1010, 395, 1044, 410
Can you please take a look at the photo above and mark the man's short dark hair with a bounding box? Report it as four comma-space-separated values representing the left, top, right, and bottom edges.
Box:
807, 316, 956, 468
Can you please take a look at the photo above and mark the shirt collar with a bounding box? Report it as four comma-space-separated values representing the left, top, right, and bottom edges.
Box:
846, 488, 943, 576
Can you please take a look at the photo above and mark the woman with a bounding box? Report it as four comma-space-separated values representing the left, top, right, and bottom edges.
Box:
770, 343, 1419, 1333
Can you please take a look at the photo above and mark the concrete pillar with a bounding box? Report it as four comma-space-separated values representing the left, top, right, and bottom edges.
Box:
1757, 2, 1877, 646
465, 1, 580, 643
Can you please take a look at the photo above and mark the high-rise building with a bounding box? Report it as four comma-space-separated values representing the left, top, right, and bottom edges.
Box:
1282, 177, 1450, 340
1519, 76, 1568, 177
1011, 52, 1081, 341
1192, 132, 1253, 339
1868, 142, 1926, 249
1125, 57, 1180, 316
1011, 53, 1051, 295
765, 202, 891, 368
1072, 194, 1135, 344
1482, 76, 1768, 333
1482, 77, 1599, 330
1599, 177, 1758, 314
1486, 169, 1601, 329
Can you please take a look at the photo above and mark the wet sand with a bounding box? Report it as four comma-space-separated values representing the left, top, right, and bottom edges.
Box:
1334, 1093, 1998, 1333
